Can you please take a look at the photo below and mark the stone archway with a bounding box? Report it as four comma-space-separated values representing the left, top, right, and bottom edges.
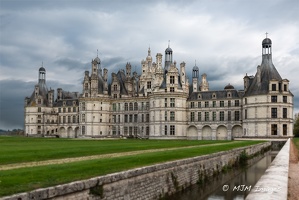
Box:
67, 127, 74, 138
187, 126, 198, 140
232, 125, 242, 139
216, 125, 227, 140
74, 127, 79, 138
202, 126, 212, 140
59, 127, 66, 138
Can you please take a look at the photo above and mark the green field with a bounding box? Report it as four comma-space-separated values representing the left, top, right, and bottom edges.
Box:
0, 136, 265, 197
293, 138, 299, 154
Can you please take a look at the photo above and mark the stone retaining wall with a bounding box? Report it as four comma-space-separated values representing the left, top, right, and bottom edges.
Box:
2, 142, 271, 200
246, 139, 290, 200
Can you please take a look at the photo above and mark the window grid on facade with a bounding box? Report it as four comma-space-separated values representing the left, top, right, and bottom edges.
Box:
271, 124, 277, 135
212, 112, 216, 121
170, 87, 174, 92
170, 98, 175, 107
165, 98, 167, 107
147, 81, 151, 89
283, 108, 287, 118
198, 102, 201, 108
283, 96, 287, 103
164, 125, 167, 135
170, 125, 175, 135
220, 111, 224, 121
165, 111, 167, 121
205, 112, 209, 121
170, 111, 175, 121
125, 103, 128, 111
228, 111, 231, 121
134, 102, 138, 110
235, 100, 239, 107
212, 101, 216, 107
271, 108, 277, 118
198, 112, 201, 121
191, 112, 195, 122
205, 101, 209, 108
283, 124, 287, 135
129, 103, 133, 111
220, 101, 224, 107
191, 102, 195, 108
113, 84, 117, 91
271, 96, 277, 102
170, 76, 175, 84
113, 104, 116, 111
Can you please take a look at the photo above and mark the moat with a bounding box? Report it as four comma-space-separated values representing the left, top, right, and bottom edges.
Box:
167, 151, 277, 200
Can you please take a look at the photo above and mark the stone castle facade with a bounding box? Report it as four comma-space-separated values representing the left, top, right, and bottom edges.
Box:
24, 37, 294, 139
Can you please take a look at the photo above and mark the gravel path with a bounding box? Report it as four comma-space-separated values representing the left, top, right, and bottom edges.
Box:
0, 142, 230, 171
288, 139, 299, 200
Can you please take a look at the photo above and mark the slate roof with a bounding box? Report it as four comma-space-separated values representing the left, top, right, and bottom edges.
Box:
244, 54, 282, 97
188, 90, 243, 101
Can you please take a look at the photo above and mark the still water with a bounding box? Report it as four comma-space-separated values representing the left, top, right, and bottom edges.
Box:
168, 151, 277, 200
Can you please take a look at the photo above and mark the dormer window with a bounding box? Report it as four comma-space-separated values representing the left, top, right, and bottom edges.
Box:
170, 76, 175, 84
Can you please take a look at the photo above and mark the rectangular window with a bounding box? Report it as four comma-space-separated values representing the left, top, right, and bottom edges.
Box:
124, 127, 128, 135
283, 96, 287, 103
73, 115, 76, 123
220, 111, 224, 121
165, 111, 167, 121
112, 126, 116, 135
146, 102, 149, 110
220, 101, 224, 107
198, 102, 201, 108
198, 112, 201, 121
271, 108, 277, 118
212, 101, 216, 107
164, 125, 167, 135
73, 107, 76, 112
68, 107, 71, 112
113, 103, 117, 111
170, 125, 175, 135
146, 114, 149, 122
63, 116, 66, 123
134, 127, 138, 135
283, 108, 287, 118
124, 115, 128, 123
129, 114, 133, 122
205, 112, 209, 121
134, 102, 138, 110
58, 108, 61, 113
165, 98, 167, 107
191, 102, 195, 108
283, 124, 287, 135
271, 124, 277, 135
129, 103, 133, 111
82, 102, 85, 111
142, 114, 144, 122
272, 84, 276, 91
284, 84, 287, 91
170, 76, 175, 84
170, 98, 175, 107
228, 111, 231, 121
271, 96, 277, 102
125, 103, 128, 111
170, 87, 174, 92
147, 81, 151, 89
113, 115, 116, 123
235, 111, 240, 121
63, 108, 66, 113
205, 101, 209, 108
228, 100, 231, 107
170, 111, 175, 121
212, 111, 216, 121
245, 110, 247, 119
68, 116, 71, 123
191, 112, 195, 122
235, 100, 240, 106
134, 114, 138, 122
113, 84, 117, 91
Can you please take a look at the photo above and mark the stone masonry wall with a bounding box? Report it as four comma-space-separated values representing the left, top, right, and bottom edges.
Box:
2, 142, 271, 200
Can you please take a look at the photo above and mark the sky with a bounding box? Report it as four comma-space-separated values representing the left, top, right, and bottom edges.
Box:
0, 0, 298, 130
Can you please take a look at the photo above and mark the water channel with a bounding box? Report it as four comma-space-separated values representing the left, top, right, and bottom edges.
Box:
167, 151, 278, 200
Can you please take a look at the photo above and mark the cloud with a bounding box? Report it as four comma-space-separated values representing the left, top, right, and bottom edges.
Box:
0, 0, 298, 129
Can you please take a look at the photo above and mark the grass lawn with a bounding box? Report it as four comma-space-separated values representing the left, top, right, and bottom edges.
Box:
293, 138, 299, 154
0, 136, 231, 165
0, 137, 265, 197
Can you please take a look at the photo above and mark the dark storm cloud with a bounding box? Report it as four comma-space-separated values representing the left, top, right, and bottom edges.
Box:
0, 0, 298, 129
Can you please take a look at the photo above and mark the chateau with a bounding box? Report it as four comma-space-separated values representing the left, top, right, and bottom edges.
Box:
24, 37, 294, 139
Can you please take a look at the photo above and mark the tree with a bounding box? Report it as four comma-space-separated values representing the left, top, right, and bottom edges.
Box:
294, 115, 299, 137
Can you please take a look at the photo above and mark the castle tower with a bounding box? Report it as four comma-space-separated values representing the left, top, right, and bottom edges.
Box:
192, 63, 199, 92
164, 42, 173, 73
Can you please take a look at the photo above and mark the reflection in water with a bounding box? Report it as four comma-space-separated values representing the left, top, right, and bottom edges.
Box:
168, 151, 277, 200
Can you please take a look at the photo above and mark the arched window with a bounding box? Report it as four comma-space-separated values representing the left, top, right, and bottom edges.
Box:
134, 102, 138, 110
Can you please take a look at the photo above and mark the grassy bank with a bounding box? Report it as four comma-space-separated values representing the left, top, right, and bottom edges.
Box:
0, 138, 265, 197
293, 138, 299, 154
0, 136, 231, 165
